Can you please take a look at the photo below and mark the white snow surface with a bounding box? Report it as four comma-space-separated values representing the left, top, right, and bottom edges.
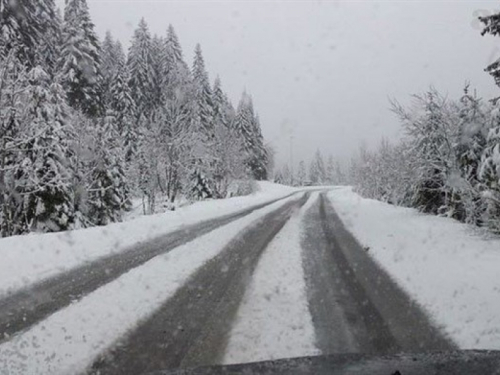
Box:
0, 181, 297, 297
328, 187, 500, 350
223, 192, 320, 365
0, 193, 303, 375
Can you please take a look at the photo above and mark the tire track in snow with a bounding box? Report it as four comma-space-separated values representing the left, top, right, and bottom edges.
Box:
0, 194, 304, 375
222, 192, 321, 365
0, 192, 300, 344
301, 192, 456, 354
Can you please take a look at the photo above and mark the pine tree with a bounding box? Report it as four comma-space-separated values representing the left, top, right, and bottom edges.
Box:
151, 34, 166, 108
0, 0, 44, 66
192, 44, 215, 139
249, 114, 268, 180
480, 12, 500, 88
310, 149, 326, 184
297, 160, 307, 185
211, 77, 247, 196
391, 91, 455, 214
455, 85, 488, 224
334, 161, 347, 186
163, 25, 191, 99
326, 155, 336, 184
59, 0, 103, 116
109, 57, 137, 162
158, 25, 197, 202
187, 44, 216, 199
309, 159, 318, 184
12, 66, 76, 233
281, 164, 293, 186
127, 18, 156, 119
479, 105, 500, 232
34, 0, 62, 75
212, 77, 229, 129
0, 50, 29, 236
87, 111, 130, 225
233, 92, 268, 180
100, 31, 125, 106
162, 24, 193, 137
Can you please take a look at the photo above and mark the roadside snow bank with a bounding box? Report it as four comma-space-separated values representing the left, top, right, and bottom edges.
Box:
328, 187, 500, 350
223, 192, 320, 365
0, 182, 296, 297
0, 194, 303, 375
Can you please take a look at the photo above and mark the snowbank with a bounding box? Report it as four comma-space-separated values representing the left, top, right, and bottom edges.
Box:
0, 194, 303, 375
328, 187, 500, 350
223, 192, 320, 364
0, 182, 297, 297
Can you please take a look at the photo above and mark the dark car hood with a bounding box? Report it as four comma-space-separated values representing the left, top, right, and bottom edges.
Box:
151, 350, 500, 375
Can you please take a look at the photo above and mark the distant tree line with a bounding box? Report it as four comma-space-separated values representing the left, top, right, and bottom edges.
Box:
0, 0, 269, 237
349, 12, 500, 234
274, 149, 347, 186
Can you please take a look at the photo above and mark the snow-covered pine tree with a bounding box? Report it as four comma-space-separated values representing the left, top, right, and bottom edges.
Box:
11, 66, 76, 233
233, 92, 268, 180
334, 161, 347, 186
212, 77, 229, 129
87, 110, 130, 225
135, 114, 165, 214
479, 104, 500, 232
297, 160, 307, 185
157, 25, 198, 202
163, 25, 191, 99
101, 32, 120, 80
192, 44, 215, 140
211, 76, 229, 196
233, 93, 254, 159
281, 164, 293, 186
188, 44, 216, 199
309, 158, 319, 185
34, 0, 62, 75
0, 50, 29, 236
127, 19, 156, 119
100, 31, 125, 107
30, 0, 62, 77
480, 12, 500, 90
59, 0, 103, 117
477, 15, 500, 231
249, 114, 269, 180
162, 25, 193, 136
211, 77, 247, 196
455, 85, 488, 224
109, 55, 137, 163
0, 0, 61, 74
310, 149, 326, 185
151, 34, 167, 109
326, 155, 336, 184
0, 0, 43, 66
391, 91, 455, 215
165, 25, 185, 71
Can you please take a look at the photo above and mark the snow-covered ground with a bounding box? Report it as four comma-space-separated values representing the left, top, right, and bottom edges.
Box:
0, 193, 303, 375
223, 192, 320, 365
0, 182, 296, 298
328, 187, 500, 350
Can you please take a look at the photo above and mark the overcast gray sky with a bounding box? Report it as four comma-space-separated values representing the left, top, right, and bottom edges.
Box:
57, 0, 500, 166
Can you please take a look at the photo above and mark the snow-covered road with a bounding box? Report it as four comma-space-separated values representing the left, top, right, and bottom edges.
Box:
2, 184, 496, 374
328, 187, 500, 350
0, 192, 304, 374
223, 193, 320, 365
